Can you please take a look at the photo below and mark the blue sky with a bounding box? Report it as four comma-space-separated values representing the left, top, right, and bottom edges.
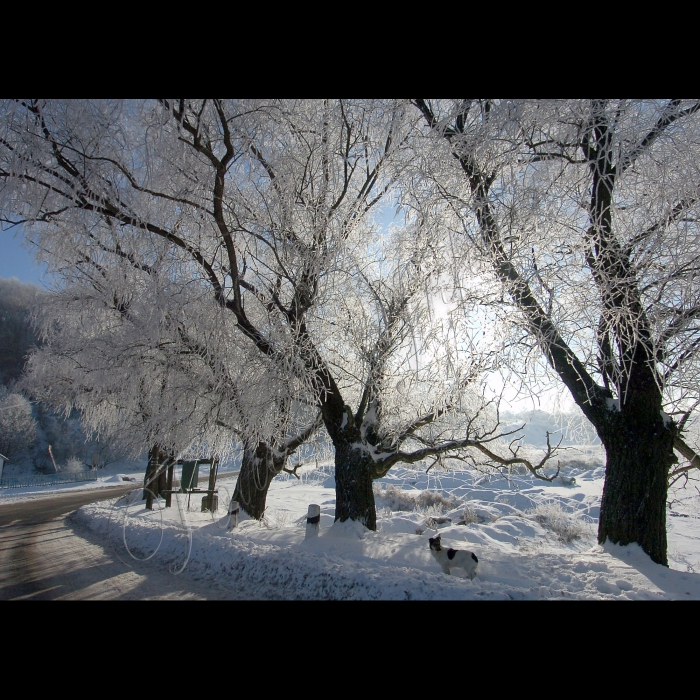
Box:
0, 227, 51, 287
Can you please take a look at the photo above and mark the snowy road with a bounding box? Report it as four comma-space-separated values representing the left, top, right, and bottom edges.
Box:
0, 482, 255, 600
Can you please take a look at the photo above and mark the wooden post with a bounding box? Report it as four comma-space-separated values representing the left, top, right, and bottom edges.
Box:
165, 461, 174, 507
207, 457, 218, 493
201, 457, 220, 512
227, 500, 239, 531
203, 457, 213, 510
306, 504, 321, 538
201, 493, 219, 512
47, 445, 58, 473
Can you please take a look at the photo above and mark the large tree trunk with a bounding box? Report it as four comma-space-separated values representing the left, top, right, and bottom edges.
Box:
233, 442, 286, 520
143, 444, 169, 509
333, 442, 377, 530
597, 411, 675, 566
232, 414, 323, 520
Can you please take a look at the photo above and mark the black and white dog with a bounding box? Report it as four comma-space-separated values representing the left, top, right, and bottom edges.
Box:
428, 535, 479, 579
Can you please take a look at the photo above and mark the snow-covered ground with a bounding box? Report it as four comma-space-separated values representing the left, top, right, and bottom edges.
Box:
5, 447, 698, 599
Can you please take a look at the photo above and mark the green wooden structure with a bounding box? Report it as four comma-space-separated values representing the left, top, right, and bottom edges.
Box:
162, 457, 219, 512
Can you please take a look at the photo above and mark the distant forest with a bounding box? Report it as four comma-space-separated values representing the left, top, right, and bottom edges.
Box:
0, 278, 121, 474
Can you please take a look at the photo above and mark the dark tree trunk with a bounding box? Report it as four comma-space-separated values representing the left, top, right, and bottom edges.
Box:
143, 444, 169, 509
233, 442, 286, 520
597, 410, 675, 566
334, 441, 377, 530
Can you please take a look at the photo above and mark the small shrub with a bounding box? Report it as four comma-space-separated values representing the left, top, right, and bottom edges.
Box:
461, 505, 479, 525
0, 391, 38, 459
373, 483, 461, 514
373, 483, 419, 512
62, 455, 86, 473
415, 490, 461, 512
528, 502, 588, 543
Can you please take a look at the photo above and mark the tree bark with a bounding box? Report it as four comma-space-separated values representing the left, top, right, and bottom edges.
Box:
596, 408, 675, 566
232, 414, 323, 520
233, 442, 286, 520
333, 441, 377, 531
143, 444, 169, 509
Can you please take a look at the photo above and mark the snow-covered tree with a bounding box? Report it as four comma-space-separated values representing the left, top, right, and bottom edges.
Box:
0, 99, 558, 529
409, 98, 700, 565
0, 387, 37, 459
0, 277, 44, 386
23, 264, 322, 514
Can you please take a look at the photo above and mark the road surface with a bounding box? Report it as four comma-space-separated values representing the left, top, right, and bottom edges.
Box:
0, 474, 259, 600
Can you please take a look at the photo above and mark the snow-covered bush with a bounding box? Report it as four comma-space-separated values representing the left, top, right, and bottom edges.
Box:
461, 505, 479, 525
373, 483, 460, 514
62, 455, 86, 473
415, 490, 461, 512
528, 502, 589, 543
373, 483, 417, 511
0, 389, 38, 459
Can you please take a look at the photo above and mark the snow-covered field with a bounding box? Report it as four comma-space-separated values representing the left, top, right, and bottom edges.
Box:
15, 446, 697, 600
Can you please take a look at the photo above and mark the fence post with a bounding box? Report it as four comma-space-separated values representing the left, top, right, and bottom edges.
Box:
306, 504, 321, 538
227, 500, 240, 531
165, 461, 174, 508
